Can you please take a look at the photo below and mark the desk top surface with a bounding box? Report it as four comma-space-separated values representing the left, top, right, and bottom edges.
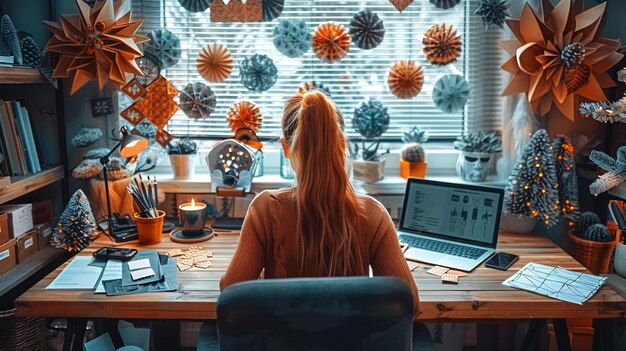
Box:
14, 230, 626, 321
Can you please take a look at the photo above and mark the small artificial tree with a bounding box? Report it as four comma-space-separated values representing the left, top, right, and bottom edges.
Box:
504, 129, 560, 227
52, 189, 96, 252
552, 135, 579, 227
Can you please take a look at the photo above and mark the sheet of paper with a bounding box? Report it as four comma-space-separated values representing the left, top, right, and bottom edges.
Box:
502, 262, 607, 305
427, 266, 449, 276
95, 259, 123, 294
128, 258, 151, 271
130, 267, 155, 281
46, 256, 103, 290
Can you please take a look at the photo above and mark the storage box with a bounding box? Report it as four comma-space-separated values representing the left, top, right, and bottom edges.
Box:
0, 213, 8, 245
0, 238, 16, 275
35, 223, 52, 250
0, 204, 33, 238
31, 200, 53, 225
15, 230, 38, 263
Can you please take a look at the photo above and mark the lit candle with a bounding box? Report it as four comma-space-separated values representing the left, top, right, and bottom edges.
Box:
178, 199, 207, 236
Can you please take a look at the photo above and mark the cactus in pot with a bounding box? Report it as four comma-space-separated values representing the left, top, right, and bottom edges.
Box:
399, 126, 428, 179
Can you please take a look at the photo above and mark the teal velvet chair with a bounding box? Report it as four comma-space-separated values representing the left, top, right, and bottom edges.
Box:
197, 276, 433, 351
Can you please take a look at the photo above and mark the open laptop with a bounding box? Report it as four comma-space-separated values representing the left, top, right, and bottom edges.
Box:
398, 178, 504, 272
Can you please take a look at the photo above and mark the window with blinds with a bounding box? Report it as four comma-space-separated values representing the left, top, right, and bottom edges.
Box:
129, 0, 503, 141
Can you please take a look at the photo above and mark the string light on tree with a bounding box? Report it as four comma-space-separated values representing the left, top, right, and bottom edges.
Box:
553, 136, 579, 227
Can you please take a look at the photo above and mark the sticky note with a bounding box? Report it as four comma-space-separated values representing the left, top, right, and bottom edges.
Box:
130, 267, 155, 281
427, 266, 449, 276
441, 273, 458, 284
128, 258, 151, 271
407, 261, 420, 271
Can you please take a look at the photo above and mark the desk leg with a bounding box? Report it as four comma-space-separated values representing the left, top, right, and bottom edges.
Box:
592, 319, 614, 351
520, 319, 546, 351
153, 320, 180, 351
101, 318, 124, 349
567, 318, 594, 351
552, 319, 571, 351
61, 318, 88, 351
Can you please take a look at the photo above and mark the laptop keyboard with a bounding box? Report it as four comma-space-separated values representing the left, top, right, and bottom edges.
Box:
399, 234, 487, 260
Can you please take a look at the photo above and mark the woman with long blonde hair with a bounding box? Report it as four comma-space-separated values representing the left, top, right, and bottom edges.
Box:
220, 90, 419, 314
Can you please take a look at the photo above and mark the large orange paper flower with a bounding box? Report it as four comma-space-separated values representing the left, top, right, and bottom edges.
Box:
43, 0, 148, 95
500, 0, 623, 120
226, 101, 263, 133
312, 22, 350, 63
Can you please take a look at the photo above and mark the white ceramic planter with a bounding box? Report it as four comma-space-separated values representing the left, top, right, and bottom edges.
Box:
456, 151, 492, 182
353, 160, 385, 183
614, 243, 626, 278
170, 154, 196, 179
500, 213, 537, 233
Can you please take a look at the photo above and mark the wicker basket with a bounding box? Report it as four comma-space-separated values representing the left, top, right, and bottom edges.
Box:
567, 229, 621, 275
0, 308, 47, 351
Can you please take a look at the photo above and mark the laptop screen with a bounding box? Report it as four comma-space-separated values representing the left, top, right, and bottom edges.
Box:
399, 179, 504, 247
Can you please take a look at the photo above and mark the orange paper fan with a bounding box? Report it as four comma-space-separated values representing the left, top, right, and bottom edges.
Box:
422, 23, 462, 66
388, 61, 424, 99
197, 44, 233, 83
312, 22, 351, 64
226, 101, 262, 133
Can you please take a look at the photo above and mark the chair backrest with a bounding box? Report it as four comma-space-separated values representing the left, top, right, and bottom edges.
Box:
216, 276, 415, 351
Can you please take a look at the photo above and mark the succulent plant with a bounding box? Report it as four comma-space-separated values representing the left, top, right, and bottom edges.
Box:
402, 126, 429, 144
401, 143, 425, 163
349, 140, 389, 162
583, 223, 611, 242
577, 211, 601, 236
454, 131, 502, 153
167, 139, 198, 155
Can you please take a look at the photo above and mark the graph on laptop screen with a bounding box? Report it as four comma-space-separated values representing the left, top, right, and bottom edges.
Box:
401, 182, 501, 245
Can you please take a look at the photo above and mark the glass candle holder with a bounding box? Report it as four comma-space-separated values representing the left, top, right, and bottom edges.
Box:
178, 199, 207, 236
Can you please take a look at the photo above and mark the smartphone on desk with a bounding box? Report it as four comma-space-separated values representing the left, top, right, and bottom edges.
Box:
484, 252, 519, 271
93, 247, 138, 261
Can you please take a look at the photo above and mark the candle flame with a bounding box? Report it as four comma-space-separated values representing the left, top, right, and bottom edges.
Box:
191, 198, 195, 206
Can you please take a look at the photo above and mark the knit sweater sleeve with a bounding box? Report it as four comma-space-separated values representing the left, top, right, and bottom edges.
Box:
370, 210, 420, 317
219, 193, 269, 290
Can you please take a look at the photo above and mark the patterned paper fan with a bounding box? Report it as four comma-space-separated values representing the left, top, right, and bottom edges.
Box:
388, 60, 424, 99
226, 101, 263, 133
178, 0, 214, 12
273, 19, 311, 58
240, 54, 278, 92
430, 0, 460, 9
134, 55, 161, 87
349, 10, 385, 50
263, 0, 284, 22
474, 0, 510, 29
43, 0, 148, 94
312, 22, 350, 63
180, 82, 217, 119
432, 75, 470, 113
144, 29, 181, 69
422, 23, 462, 66
197, 44, 233, 83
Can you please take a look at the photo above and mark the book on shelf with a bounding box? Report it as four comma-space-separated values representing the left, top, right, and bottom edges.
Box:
0, 99, 43, 176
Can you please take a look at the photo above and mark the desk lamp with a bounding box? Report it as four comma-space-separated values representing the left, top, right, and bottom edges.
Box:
99, 126, 149, 239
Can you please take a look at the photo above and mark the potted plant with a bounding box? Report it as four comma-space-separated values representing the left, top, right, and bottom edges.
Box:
167, 139, 198, 179
454, 131, 502, 182
350, 99, 390, 183
567, 212, 620, 275
399, 126, 428, 179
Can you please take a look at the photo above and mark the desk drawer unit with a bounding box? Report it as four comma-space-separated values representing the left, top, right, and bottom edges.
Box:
0, 213, 8, 245
0, 238, 16, 274
15, 230, 38, 263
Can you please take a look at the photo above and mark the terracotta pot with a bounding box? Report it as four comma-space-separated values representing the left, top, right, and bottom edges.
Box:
133, 210, 165, 245
567, 229, 620, 275
399, 160, 427, 179
353, 160, 384, 183
170, 154, 196, 179
500, 213, 537, 233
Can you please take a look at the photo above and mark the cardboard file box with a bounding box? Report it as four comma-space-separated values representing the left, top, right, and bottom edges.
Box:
0, 213, 8, 245
15, 230, 38, 263
0, 204, 34, 238
0, 239, 16, 275
35, 223, 52, 250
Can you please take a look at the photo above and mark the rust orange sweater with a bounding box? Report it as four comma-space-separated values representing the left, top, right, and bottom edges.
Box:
220, 188, 420, 313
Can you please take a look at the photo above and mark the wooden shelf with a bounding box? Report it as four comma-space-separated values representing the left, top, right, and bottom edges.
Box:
0, 166, 65, 204
0, 246, 68, 298
0, 66, 47, 84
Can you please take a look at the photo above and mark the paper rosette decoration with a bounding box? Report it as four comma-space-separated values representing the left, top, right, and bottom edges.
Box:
500, 0, 623, 121
430, 0, 460, 9
178, 0, 214, 12
353, 100, 390, 139
263, 0, 285, 22
226, 101, 263, 133
389, 0, 413, 12
273, 19, 311, 58
432, 75, 470, 113
143, 28, 181, 69
312, 22, 351, 63
211, 0, 262, 22
197, 44, 233, 83
240, 54, 278, 92
474, 0, 510, 29
134, 55, 161, 87
180, 82, 217, 119
349, 10, 385, 50
120, 76, 179, 146
422, 23, 462, 66
43, 0, 148, 94
388, 60, 424, 99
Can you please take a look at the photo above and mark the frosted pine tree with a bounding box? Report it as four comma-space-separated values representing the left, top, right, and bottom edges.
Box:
552, 135, 579, 226
52, 189, 96, 252
504, 129, 559, 227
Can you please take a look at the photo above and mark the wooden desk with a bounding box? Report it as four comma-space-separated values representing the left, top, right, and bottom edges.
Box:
14, 231, 626, 349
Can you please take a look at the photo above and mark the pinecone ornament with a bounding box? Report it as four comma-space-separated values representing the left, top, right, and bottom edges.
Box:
20, 37, 42, 68
561, 42, 585, 68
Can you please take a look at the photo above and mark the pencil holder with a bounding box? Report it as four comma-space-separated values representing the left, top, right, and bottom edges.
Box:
134, 210, 165, 245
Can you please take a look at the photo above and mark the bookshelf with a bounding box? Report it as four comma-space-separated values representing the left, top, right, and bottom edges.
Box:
0, 67, 47, 85
0, 166, 64, 204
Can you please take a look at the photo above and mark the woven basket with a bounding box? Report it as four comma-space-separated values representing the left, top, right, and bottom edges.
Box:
567, 229, 621, 275
0, 308, 47, 351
